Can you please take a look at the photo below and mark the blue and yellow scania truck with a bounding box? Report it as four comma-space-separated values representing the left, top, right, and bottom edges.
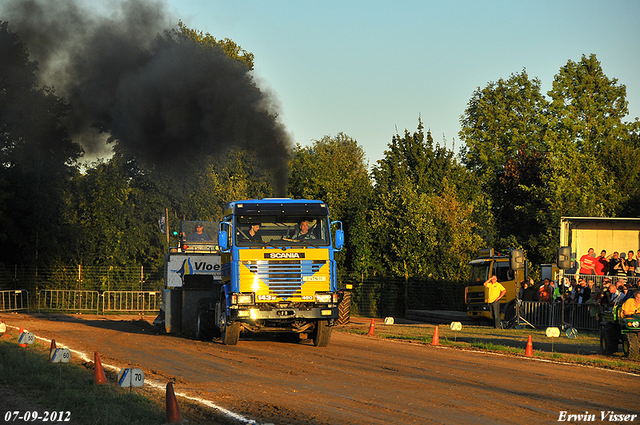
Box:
215, 198, 344, 346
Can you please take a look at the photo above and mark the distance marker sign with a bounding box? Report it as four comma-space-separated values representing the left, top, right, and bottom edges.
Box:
51, 348, 71, 363
18, 332, 35, 345
118, 368, 145, 388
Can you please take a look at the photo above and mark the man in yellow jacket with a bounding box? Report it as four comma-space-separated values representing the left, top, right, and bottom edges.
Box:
619, 290, 640, 319
484, 275, 507, 329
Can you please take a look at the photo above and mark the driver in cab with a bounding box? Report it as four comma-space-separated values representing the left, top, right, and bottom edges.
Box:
294, 220, 316, 240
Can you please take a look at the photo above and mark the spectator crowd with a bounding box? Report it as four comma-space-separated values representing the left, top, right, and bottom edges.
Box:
518, 247, 640, 312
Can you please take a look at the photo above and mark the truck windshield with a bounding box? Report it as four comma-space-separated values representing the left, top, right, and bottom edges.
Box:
468, 264, 490, 286
181, 221, 215, 243
235, 215, 330, 247
467, 261, 515, 285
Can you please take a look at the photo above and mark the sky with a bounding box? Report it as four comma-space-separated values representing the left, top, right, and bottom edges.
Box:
157, 1, 638, 165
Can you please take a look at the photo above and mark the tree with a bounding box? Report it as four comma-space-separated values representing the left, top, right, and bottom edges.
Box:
0, 22, 83, 265
187, 149, 273, 220
175, 20, 254, 70
67, 155, 161, 268
376, 119, 469, 198
548, 54, 629, 153
459, 56, 638, 266
459, 70, 550, 259
289, 133, 372, 274
370, 121, 482, 279
460, 70, 549, 186
546, 54, 634, 216
608, 123, 640, 215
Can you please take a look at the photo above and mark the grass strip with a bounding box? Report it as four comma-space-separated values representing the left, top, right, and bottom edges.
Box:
337, 322, 640, 373
0, 337, 166, 425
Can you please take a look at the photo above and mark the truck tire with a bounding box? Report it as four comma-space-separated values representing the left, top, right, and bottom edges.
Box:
312, 320, 332, 347
195, 299, 215, 341
336, 290, 352, 325
622, 333, 639, 359
196, 309, 210, 341
600, 325, 618, 355
219, 297, 240, 345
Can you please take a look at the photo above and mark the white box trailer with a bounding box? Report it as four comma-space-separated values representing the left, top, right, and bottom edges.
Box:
559, 217, 640, 274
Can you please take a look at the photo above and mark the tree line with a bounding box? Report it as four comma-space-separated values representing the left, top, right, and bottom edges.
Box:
1, 20, 639, 287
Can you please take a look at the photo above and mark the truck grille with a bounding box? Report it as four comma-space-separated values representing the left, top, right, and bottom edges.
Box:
244, 260, 326, 299
467, 291, 485, 303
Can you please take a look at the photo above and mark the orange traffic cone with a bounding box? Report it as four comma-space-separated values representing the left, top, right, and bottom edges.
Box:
431, 325, 441, 346
94, 352, 107, 385
367, 318, 375, 336
49, 339, 57, 362
525, 335, 533, 357
166, 382, 184, 424
18, 327, 27, 347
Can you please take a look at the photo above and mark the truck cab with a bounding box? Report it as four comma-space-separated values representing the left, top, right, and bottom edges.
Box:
465, 248, 524, 323
216, 198, 344, 346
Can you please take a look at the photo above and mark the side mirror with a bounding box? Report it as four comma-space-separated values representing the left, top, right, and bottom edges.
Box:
557, 246, 571, 270
334, 229, 344, 251
218, 230, 228, 251
510, 249, 524, 271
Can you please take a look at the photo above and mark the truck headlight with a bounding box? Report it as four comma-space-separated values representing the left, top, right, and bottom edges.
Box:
628, 321, 639, 328
315, 293, 332, 303
232, 293, 254, 305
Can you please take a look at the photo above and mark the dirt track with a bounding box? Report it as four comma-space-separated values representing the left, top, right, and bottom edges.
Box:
2, 313, 639, 424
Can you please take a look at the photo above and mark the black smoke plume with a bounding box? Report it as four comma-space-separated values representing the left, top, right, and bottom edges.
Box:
1, 0, 292, 195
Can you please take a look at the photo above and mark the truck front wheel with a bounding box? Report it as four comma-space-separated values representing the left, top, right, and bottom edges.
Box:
622, 333, 639, 359
219, 297, 240, 345
312, 320, 332, 347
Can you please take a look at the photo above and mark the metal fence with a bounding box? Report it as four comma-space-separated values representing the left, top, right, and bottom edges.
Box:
0, 290, 30, 313
341, 275, 465, 318
37, 290, 161, 314
520, 301, 599, 331
0, 264, 164, 293
38, 290, 101, 313
102, 291, 161, 313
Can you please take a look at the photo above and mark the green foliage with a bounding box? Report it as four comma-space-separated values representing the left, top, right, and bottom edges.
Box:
175, 20, 255, 70
548, 54, 629, 151
460, 70, 551, 264
460, 57, 640, 266
460, 70, 549, 188
289, 134, 372, 273
0, 21, 83, 266
370, 120, 483, 279
3, 10, 640, 305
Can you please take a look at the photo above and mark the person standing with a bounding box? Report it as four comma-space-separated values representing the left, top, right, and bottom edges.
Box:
607, 252, 623, 276
595, 250, 608, 276
538, 278, 552, 303
579, 248, 597, 276
484, 275, 506, 329
626, 251, 637, 278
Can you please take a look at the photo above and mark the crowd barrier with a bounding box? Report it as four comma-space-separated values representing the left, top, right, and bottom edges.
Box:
0, 290, 29, 313
38, 290, 160, 314
563, 273, 639, 288
520, 301, 599, 331
102, 291, 160, 313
